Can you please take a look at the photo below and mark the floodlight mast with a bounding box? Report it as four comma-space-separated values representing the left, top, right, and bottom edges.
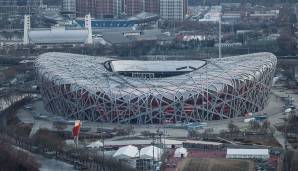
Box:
218, 12, 222, 58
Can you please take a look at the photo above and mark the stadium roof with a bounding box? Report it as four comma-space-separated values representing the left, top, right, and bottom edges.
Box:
110, 60, 205, 72
36, 52, 276, 98
76, 12, 158, 28
29, 26, 88, 44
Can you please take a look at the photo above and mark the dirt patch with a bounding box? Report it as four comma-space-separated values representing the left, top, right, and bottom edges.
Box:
229, 136, 281, 147
177, 158, 254, 171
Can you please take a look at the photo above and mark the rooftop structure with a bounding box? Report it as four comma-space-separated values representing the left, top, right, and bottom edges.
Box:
36, 52, 276, 124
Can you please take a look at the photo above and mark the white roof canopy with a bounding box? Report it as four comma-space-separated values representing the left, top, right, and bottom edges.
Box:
113, 145, 139, 159
174, 147, 188, 158
140, 145, 163, 160
86, 140, 103, 148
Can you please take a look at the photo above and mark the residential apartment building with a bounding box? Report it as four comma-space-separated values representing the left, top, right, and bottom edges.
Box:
77, 0, 122, 18
0, 0, 41, 29
160, 0, 187, 20
62, 0, 76, 18
123, 0, 143, 16
144, 0, 159, 14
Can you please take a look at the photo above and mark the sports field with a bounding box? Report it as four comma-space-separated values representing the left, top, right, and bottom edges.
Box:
176, 158, 254, 171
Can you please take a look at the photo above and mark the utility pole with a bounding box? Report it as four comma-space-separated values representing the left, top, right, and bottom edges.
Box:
284, 115, 289, 171
151, 134, 156, 171
101, 132, 105, 171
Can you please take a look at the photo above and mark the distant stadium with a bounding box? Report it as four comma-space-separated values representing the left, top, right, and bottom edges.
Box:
36, 52, 276, 124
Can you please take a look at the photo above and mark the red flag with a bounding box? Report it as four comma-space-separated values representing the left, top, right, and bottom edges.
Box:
72, 120, 81, 137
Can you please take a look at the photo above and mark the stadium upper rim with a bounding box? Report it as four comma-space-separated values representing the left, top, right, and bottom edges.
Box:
36, 52, 277, 97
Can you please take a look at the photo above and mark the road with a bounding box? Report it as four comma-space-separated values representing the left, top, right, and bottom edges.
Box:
16, 87, 290, 140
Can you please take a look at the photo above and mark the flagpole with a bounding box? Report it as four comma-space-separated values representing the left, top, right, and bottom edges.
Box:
72, 120, 81, 150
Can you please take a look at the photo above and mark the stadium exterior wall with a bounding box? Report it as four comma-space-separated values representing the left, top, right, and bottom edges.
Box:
36, 52, 277, 124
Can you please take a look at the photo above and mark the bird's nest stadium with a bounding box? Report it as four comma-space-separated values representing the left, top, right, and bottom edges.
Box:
36, 52, 276, 124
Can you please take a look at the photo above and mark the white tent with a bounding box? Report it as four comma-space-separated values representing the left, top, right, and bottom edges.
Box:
113, 145, 139, 159
86, 140, 103, 148
140, 145, 163, 160
174, 147, 188, 158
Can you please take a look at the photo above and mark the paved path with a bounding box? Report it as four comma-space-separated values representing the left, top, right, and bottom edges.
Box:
13, 146, 78, 171
33, 153, 78, 171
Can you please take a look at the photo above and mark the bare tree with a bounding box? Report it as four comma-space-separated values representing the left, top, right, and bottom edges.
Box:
262, 120, 271, 133
0, 141, 40, 171
141, 130, 151, 138
188, 129, 198, 138
228, 120, 240, 134
249, 120, 261, 131
32, 128, 65, 154
203, 128, 214, 137
53, 121, 67, 132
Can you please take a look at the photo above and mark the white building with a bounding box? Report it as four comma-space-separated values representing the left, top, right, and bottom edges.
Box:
226, 149, 269, 159
160, 0, 187, 20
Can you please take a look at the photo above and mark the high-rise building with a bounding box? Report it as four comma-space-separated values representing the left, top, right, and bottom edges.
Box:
124, 0, 143, 16
0, 0, 41, 16
76, 0, 122, 18
95, 0, 114, 18
62, 0, 76, 18
76, 0, 96, 18
160, 0, 187, 20
113, 0, 122, 18
144, 0, 159, 14
76, 0, 162, 19
0, 0, 41, 29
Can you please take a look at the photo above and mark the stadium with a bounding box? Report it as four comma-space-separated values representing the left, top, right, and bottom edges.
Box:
36, 52, 276, 124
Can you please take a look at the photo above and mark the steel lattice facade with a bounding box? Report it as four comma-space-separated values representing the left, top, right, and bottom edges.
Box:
36, 52, 276, 124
